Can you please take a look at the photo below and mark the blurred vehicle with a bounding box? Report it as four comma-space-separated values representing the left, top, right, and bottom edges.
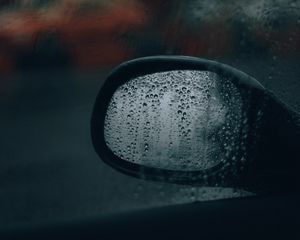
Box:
1, 0, 300, 73
0, 0, 147, 72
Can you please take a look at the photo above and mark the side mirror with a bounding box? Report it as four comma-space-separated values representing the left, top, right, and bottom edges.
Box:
91, 56, 300, 194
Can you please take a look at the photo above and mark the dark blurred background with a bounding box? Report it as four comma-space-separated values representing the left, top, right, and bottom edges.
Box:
0, 0, 300, 229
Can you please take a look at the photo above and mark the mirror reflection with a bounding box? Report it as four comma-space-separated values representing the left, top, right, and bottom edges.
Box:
104, 70, 244, 171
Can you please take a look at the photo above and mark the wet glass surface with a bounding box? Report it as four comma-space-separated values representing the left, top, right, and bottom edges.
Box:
105, 70, 243, 171
0, 0, 299, 229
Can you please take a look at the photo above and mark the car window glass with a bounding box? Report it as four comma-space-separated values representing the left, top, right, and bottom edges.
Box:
0, 0, 299, 229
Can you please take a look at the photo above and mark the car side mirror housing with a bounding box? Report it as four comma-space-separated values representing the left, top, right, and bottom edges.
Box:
91, 56, 300, 194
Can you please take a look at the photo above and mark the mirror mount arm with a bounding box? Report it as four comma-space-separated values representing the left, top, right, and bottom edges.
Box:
244, 93, 300, 194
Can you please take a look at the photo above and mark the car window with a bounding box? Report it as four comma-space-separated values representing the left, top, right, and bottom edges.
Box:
0, 0, 299, 229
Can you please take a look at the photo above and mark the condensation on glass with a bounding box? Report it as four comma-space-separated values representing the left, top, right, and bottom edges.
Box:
104, 70, 245, 171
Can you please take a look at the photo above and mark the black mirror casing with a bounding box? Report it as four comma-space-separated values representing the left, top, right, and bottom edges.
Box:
91, 56, 300, 194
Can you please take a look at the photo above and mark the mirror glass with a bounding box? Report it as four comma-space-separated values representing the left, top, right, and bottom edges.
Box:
104, 70, 244, 171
